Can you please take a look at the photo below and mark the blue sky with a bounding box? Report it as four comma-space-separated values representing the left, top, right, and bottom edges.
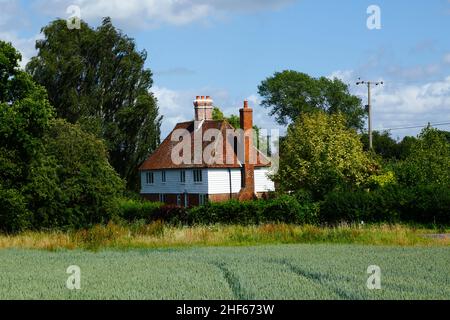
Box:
1, 0, 450, 139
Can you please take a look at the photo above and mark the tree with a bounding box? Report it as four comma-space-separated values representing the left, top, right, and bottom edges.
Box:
0, 40, 54, 232
26, 18, 162, 190
361, 131, 400, 160
26, 119, 125, 229
258, 70, 366, 130
1, 41, 124, 232
274, 112, 378, 198
393, 127, 450, 187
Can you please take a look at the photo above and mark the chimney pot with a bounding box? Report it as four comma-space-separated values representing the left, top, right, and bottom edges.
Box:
201, 96, 205, 100
244, 100, 249, 109
196, 96, 200, 100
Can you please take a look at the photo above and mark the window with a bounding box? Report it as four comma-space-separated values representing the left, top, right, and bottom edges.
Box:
161, 170, 166, 183
146, 171, 154, 184
176, 194, 181, 206
193, 169, 203, 183
199, 194, 208, 206
180, 170, 186, 183
159, 194, 166, 203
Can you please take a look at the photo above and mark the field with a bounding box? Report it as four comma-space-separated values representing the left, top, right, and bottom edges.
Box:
1, 244, 449, 300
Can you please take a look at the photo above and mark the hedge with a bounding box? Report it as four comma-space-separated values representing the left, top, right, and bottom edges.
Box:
117, 185, 449, 226
321, 184, 450, 225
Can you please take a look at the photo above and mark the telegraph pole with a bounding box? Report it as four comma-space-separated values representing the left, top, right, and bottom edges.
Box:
356, 79, 383, 149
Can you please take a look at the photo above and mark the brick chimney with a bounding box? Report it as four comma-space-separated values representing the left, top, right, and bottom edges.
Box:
194, 96, 213, 121
238, 100, 255, 200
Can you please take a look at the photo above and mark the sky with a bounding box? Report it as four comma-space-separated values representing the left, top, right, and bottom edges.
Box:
1, 0, 450, 139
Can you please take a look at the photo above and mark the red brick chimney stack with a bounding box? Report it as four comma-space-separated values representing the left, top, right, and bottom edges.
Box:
194, 96, 213, 121
239, 100, 255, 199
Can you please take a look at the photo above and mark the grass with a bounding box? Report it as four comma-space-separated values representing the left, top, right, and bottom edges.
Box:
0, 223, 448, 250
0, 244, 449, 299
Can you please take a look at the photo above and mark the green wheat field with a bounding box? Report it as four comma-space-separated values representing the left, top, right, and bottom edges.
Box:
0, 244, 449, 300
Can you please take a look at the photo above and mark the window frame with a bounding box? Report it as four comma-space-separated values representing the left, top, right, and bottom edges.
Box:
180, 170, 186, 184
146, 171, 154, 185
161, 170, 166, 183
193, 169, 203, 183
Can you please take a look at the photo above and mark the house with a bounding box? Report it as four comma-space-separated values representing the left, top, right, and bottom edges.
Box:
139, 96, 275, 206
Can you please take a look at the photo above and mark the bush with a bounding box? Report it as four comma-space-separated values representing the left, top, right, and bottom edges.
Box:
117, 199, 163, 222
401, 184, 450, 224
320, 184, 450, 225
261, 195, 319, 224
187, 196, 319, 225
0, 187, 32, 233
188, 200, 264, 225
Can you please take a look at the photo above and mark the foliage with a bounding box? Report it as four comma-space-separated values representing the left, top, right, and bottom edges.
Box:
258, 70, 366, 130
116, 198, 162, 222
321, 184, 450, 225
361, 131, 400, 159
1, 41, 126, 232
25, 119, 125, 230
392, 127, 450, 187
26, 18, 162, 190
274, 112, 379, 198
366, 170, 397, 189
0, 40, 54, 232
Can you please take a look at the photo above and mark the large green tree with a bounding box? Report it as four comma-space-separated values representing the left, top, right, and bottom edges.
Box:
274, 112, 378, 198
1, 40, 124, 232
26, 119, 125, 230
26, 18, 162, 190
258, 70, 366, 130
0, 40, 54, 231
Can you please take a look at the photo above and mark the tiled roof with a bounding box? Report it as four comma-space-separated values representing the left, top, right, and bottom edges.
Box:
139, 120, 270, 170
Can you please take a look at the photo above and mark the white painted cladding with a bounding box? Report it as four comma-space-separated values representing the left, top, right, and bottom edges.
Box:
206, 168, 242, 195
140, 167, 275, 195
254, 167, 275, 193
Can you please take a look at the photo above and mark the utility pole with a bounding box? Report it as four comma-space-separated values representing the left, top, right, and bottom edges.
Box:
356, 79, 383, 149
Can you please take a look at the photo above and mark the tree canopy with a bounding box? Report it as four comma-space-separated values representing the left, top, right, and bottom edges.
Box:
274, 112, 378, 198
392, 127, 450, 187
258, 70, 366, 130
26, 18, 162, 190
1, 40, 124, 232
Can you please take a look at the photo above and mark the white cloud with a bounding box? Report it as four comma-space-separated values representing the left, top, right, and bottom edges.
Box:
330, 69, 450, 138
33, 0, 296, 28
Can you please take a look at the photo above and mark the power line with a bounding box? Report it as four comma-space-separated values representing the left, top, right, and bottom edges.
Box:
375, 121, 450, 132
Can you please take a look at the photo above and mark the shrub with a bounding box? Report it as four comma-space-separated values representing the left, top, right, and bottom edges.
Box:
320, 184, 450, 225
117, 199, 163, 222
188, 200, 263, 225
0, 187, 32, 233
261, 195, 319, 224
401, 184, 450, 224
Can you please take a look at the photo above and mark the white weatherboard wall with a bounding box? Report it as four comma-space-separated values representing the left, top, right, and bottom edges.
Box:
140, 169, 208, 194
254, 167, 275, 193
207, 168, 241, 195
